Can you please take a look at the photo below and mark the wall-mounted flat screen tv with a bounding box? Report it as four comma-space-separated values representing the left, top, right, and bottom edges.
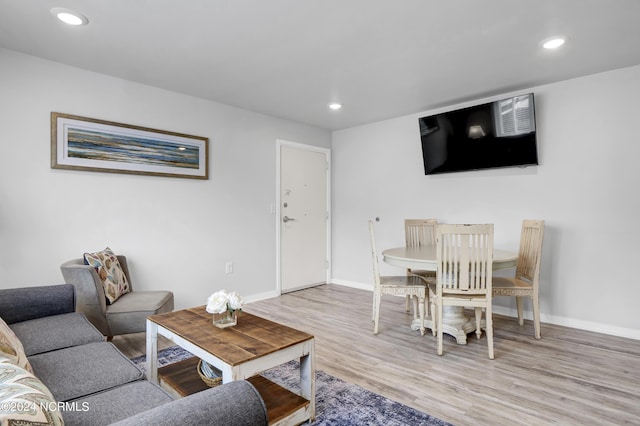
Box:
419, 93, 538, 175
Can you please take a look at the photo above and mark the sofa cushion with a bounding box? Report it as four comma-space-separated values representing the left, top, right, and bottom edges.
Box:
84, 247, 130, 304
0, 358, 64, 426
62, 381, 173, 425
0, 315, 32, 372
28, 342, 143, 402
10, 312, 104, 356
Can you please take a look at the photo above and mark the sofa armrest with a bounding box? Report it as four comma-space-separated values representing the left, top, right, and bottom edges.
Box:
110, 380, 268, 426
0, 284, 76, 324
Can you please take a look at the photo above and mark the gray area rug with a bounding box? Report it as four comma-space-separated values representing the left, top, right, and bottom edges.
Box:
131, 346, 451, 426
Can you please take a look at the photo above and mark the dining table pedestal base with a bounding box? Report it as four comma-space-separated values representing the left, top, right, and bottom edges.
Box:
411, 306, 484, 345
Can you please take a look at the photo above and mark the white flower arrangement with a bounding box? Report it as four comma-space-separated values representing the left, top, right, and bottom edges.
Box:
205, 289, 244, 315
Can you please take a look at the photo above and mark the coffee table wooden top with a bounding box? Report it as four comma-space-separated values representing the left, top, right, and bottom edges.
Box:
148, 306, 314, 366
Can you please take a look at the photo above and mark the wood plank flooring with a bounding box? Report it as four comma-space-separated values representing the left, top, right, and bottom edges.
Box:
113, 284, 640, 426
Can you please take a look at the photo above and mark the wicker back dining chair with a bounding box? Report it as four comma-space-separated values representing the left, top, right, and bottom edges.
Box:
493, 219, 545, 339
369, 220, 427, 335
429, 224, 495, 359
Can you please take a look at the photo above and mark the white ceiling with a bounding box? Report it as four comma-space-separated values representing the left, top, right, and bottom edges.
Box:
2, 1, 640, 130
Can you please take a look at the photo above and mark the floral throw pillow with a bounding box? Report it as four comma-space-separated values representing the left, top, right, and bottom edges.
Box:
0, 359, 65, 426
0, 316, 33, 373
84, 247, 130, 304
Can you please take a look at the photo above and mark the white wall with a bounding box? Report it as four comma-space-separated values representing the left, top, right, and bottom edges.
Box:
0, 48, 331, 309
332, 64, 640, 339
3, 46, 639, 340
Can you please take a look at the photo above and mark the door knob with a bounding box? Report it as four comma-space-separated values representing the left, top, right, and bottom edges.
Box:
283, 216, 296, 223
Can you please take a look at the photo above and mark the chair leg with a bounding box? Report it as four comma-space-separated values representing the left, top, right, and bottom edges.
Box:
372, 290, 377, 322
412, 296, 419, 319
425, 288, 430, 317
516, 296, 524, 326
532, 295, 541, 339
474, 307, 482, 339
486, 304, 494, 360
430, 295, 437, 336
405, 295, 411, 312
436, 301, 443, 356
373, 291, 381, 334
418, 294, 425, 336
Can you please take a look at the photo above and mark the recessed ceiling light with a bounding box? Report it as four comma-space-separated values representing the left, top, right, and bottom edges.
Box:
328, 103, 342, 111
51, 7, 89, 26
541, 36, 566, 50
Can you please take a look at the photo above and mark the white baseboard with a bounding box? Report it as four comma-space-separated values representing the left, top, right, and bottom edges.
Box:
490, 306, 640, 340
329, 278, 373, 291
244, 289, 279, 304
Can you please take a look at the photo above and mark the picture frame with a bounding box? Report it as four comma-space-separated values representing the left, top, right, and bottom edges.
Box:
51, 112, 209, 179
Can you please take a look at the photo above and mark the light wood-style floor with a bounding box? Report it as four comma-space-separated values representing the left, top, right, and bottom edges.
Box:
113, 284, 640, 426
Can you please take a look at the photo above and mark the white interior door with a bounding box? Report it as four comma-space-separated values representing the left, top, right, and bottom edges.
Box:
278, 141, 330, 293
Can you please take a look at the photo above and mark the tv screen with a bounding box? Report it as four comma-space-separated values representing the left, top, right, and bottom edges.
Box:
419, 93, 538, 175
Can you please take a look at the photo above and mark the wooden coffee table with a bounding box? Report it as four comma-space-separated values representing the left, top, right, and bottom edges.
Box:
146, 307, 315, 425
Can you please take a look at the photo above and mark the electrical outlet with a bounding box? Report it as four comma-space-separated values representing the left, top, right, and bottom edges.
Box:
225, 261, 233, 274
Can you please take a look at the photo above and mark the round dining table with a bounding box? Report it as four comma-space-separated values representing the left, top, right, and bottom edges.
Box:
382, 246, 518, 344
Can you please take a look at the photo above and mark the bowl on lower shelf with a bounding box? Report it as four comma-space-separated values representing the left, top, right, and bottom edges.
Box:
197, 359, 222, 387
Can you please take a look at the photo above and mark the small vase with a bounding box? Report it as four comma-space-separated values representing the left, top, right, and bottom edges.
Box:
212, 310, 237, 328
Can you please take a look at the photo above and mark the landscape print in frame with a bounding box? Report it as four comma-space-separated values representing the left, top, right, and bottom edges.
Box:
51, 112, 209, 179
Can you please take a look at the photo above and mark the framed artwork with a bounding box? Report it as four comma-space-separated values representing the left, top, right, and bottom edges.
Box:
51, 112, 209, 179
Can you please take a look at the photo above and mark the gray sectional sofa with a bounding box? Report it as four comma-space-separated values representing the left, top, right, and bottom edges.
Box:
0, 284, 268, 425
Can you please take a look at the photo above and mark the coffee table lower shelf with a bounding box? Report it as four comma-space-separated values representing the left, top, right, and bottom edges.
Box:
157, 357, 310, 426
